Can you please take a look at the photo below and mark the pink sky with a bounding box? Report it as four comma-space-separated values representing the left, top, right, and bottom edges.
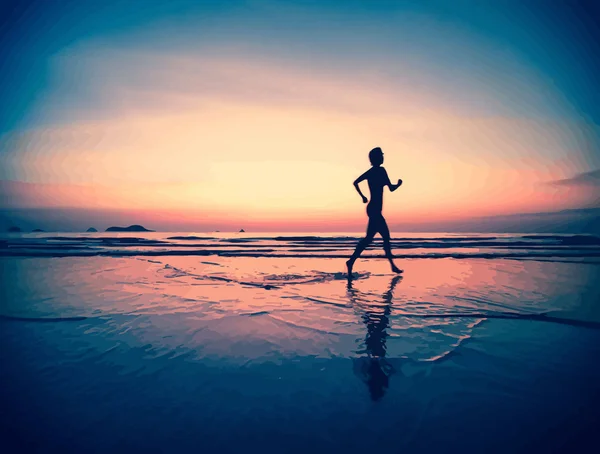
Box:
1, 21, 599, 232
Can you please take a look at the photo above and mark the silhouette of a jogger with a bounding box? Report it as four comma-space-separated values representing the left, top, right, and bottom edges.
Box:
347, 147, 403, 276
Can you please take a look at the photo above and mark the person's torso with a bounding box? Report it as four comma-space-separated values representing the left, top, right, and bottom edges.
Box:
367, 167, 386, 212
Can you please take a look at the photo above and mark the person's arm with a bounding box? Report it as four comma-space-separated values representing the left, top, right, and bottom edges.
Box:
384, 168, 403, 192
353, 170, 370, 203
389, 179, 403, 192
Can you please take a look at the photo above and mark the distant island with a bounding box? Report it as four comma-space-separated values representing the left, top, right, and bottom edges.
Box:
239, 229, 245, 232
105, 225, 154, 232
86, 227, 98, 232
8, 226, 22, 233
32, 229, 45, 232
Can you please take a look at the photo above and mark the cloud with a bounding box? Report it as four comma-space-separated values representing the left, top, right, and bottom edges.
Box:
548, 169, 600, 187
392, 207, 600, 234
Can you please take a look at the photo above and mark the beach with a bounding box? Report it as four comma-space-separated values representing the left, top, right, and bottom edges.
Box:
2, 232, 600, 452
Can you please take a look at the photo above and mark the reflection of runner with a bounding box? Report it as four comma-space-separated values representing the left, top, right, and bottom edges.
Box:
348, 274, 403, 401
347, 147, 403, 277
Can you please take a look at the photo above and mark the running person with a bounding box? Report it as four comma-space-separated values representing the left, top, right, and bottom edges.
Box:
346, 147, 403, 276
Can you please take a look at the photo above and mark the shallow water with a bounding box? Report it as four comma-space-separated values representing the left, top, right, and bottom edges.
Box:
2, 231, 600, 260
2, 234, 600, 452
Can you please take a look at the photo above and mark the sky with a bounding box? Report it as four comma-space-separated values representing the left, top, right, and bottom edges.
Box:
1, 0, 599, 232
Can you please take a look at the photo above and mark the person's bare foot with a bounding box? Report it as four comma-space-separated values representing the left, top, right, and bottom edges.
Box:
346, 259, 353, 278
391, 265, 403, 274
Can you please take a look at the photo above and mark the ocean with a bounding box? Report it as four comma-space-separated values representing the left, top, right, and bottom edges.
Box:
2, 231, 600, 260
2, 232, 600, 452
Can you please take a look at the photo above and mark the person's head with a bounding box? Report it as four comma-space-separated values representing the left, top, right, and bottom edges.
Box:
369, 147, 384, 166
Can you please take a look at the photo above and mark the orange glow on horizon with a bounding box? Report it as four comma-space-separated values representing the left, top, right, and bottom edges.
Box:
2, 51, 597, 230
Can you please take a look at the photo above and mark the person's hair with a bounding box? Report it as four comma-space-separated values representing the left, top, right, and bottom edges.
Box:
369, 147, 383, 165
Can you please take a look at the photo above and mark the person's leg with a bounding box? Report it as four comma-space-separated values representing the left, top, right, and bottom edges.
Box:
347, 219, 377, 275
378, 216, 402, 273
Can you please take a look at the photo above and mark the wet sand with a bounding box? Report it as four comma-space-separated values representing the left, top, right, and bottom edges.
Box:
2, 234, 600, 452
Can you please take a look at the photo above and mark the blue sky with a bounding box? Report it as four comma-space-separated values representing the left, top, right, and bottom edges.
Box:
2, 0, 599, 128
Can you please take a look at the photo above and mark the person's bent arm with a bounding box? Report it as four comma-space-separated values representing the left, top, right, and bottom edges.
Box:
389, 179, 403, 192
383, 168, 402, 192
353, 170, 370, 203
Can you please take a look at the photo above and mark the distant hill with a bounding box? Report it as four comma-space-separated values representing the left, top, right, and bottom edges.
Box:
32, 229, 44, 232
8, 226, 21, 232
86, 227, 98, 232
105, 225, 154, 232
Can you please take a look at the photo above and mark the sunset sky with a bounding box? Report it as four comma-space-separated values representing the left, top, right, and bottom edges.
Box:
1, 0, 599, 232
